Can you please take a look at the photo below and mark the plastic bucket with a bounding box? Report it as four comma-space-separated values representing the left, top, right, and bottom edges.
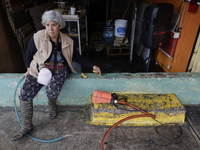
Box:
114, 19, 128, 37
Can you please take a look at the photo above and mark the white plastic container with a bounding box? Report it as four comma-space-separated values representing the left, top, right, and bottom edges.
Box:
70, 7, 76, 15
114, 19, 128, 37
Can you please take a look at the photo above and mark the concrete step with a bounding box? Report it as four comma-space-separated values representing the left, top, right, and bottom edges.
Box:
90, 93, 186, 126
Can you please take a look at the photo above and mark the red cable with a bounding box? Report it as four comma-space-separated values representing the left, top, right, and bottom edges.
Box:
101, 101, 156, 150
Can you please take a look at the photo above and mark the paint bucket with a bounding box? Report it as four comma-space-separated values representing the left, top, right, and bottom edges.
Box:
114, 19, 128, 37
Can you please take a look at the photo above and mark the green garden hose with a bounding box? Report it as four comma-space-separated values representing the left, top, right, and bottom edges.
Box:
13, 76, 72, 143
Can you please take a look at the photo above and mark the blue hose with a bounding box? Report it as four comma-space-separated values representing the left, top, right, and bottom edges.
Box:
13, 76, 71, 142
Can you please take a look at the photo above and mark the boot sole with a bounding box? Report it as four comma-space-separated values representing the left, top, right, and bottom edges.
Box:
11, 128, 33, 141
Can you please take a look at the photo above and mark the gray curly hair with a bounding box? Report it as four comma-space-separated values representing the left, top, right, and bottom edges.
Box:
41, 10, 66, 28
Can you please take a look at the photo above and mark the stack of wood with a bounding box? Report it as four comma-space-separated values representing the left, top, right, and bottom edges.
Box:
2, 0, 35, 52
1, 0, 56, 58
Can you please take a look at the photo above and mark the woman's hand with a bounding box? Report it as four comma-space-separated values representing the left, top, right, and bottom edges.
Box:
93, 65, 101, 75
24, 68, 30, 79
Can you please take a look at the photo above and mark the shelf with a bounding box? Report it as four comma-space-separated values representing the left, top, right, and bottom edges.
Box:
62, 15, 79, 20
62, 14, 88, 55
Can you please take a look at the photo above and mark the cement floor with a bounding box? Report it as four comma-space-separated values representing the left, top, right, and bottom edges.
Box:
1, 107, 200, 150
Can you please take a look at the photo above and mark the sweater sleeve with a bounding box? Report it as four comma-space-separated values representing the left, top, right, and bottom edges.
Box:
25, 36, 37, 68
72, 46, 95, 68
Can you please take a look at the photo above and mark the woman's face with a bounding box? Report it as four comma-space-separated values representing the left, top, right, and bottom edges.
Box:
45, 21, 61, 40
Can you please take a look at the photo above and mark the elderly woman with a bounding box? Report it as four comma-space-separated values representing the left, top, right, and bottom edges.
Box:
11, 10, 101, 141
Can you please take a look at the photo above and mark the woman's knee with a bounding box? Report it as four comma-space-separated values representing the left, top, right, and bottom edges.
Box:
19, 75, 43, 101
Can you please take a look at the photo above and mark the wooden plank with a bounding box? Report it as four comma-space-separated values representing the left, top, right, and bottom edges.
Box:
15, 22, 31, 43
19, 25, 33, 39
23, 31, 34, 51
18, 25, 34, 49
16, 22, 31, 33
188, 52, 197, 71
193, 33, 200, 53
188, 34, 200, 72
6, 9, 15, 32
18, 25, 32, 49
191, 36, 200, 72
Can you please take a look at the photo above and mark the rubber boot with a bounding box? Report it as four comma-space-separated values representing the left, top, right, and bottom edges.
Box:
48, 97, 57, 119
11, 100, 33, 141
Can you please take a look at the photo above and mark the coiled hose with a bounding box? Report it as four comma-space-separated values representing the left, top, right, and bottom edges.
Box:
14, 76, 72, 142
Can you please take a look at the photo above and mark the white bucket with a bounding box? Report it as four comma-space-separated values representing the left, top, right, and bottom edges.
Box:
114, 19, 128, 37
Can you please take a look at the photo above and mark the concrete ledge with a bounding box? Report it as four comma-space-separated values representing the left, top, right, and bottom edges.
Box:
0, 72, 200, 107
